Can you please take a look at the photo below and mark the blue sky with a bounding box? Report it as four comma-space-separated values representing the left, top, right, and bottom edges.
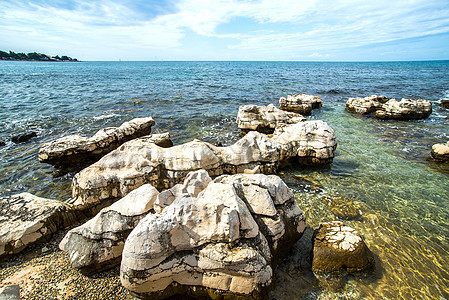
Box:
0, 0, 448, 61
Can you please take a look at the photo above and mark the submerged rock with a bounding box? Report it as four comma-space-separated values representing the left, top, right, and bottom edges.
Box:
375, 98, 432, 120
0, 193, 77, 259
38, 117, 157, 168
0, 285, 21, 300
346, 95, 389, 115
120, 173, 306, 299
279, 94, 323, 115
236, 104, 305, 133
321, 195, 362, 220
312, 221, 374, 274
440, 99, 449, 109
11, 132, 37, 144
60, 170, 212, 274
431, 141, 449, 162
71, 121, 337, 211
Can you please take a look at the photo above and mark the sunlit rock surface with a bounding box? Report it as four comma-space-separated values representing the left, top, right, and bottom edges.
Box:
279, 94, 323, 115
0, 193, 77, 259
120, 173, 306, 299
346, 95, 389, 115
375, 98, 432, 120
236, 104, 305, 133
71, 121, 337, 210
431, 141, 449, 162
38, 117, 158, 167
60, 170, 212, 274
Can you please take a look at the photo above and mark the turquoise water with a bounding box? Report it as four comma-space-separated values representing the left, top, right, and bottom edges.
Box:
0, 61, 448, 299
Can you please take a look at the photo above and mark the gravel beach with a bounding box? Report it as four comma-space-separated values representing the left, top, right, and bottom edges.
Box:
0, 228, 136, 300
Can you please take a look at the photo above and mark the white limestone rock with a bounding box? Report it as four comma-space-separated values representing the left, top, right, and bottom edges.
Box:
153, 169, 212, 213
60, 170, 212, 274
271, 120, 337, 166
375, 98, 432, 120
346, 95, 389, 115
71, 120, 336, 211
0, 193, 76, 259
431, 141, 449, 162
38, 117, 161, 168
236, 104, 306, 133
279, 94, 323, 115
59, 184, 159, 274
120, 173, 306, 299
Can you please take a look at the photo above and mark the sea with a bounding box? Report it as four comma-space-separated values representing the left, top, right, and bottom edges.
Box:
0, 60, 448, 299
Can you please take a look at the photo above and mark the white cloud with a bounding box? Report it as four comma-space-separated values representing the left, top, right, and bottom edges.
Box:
0, 0, 448, 60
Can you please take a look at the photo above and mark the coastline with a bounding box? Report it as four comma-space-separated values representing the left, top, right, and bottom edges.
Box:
0, 61, 448, 299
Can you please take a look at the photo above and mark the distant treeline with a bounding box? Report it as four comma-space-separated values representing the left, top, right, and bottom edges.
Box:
0, 50, 78, 62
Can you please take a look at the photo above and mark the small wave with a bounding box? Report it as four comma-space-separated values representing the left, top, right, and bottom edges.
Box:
318, 88, 346, 95
93, 113, 120, 120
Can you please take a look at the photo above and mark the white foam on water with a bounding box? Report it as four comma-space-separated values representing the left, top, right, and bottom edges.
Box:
93, 113, 120, 120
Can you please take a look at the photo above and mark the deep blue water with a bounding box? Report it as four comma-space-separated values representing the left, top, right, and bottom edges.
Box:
0, 61, 448, 299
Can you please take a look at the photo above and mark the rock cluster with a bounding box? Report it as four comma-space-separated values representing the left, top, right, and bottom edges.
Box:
236, 104, 305, 133
59, 170, 212, 274
346, 95, 432, 120
431, 141, 449, 162
120, 173, 306, 299
279, 94, 323, 115
38, 117, 158, 168
0, 193, 77, 259
71, 120, 337, 211
312, 221, 374, 274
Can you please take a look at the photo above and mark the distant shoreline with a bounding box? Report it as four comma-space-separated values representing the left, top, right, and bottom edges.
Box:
0, 50, 78, 62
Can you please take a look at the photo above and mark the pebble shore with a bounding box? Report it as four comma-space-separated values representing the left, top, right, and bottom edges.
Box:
0, 228, 136, 300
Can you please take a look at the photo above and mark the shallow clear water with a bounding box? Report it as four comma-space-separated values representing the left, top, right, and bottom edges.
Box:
1, 60, 448, 299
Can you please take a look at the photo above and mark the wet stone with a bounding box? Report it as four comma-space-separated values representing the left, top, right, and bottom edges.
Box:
312, 221, 375, 275
291, 175, 324, 193
0, 285, 21, 300
11, 132, 37, 144
431, 141, 449, 162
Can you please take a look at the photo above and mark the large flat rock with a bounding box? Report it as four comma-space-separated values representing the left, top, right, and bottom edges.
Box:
38, 117, 158, 168
0, 193, 77, 259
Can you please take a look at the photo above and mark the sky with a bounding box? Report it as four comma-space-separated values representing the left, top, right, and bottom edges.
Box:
0, 0, 449, 61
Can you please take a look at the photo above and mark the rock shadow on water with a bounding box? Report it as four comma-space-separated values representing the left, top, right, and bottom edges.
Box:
281, 174, 324, 194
